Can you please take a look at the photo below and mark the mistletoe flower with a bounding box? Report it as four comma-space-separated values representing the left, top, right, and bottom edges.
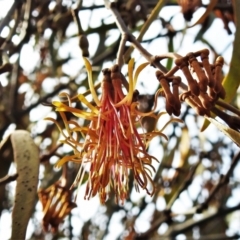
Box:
47, 58, 174, 204
38, 180, 77, 232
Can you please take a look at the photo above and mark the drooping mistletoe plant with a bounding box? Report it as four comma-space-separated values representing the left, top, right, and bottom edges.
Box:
0, 0, 240, 239
38, 0, 240, 233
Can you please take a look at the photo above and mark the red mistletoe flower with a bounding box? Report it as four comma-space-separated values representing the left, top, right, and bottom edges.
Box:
46, 58, 178, 204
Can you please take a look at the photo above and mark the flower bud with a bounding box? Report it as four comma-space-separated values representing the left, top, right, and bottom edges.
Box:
79, 35, 89, 57
175, 57, 200, 96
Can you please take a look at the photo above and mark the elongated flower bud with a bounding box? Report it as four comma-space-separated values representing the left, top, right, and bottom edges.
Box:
172, 77, 181, 116
187, 52, 208, 92
175, 57, 200, 96
79, 35, 89, 57
200, 49, 214, 87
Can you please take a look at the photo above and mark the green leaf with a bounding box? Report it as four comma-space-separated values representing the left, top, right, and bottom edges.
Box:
221, 1, 240, 103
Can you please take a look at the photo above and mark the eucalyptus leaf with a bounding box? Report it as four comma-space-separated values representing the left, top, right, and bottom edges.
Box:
10, 130, 39, 240
205, 117, 240, 147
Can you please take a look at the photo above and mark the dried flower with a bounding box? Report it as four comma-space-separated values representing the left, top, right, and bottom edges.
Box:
38, 181, 77, 232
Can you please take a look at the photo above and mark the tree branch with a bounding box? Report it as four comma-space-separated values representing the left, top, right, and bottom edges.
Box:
0, 0, 24, 36
196, 151, 240, 213
163, 204, 240, 238
0, 173, 18, 186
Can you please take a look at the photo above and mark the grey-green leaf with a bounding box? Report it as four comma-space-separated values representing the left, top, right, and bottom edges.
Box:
205, 117, 240, 147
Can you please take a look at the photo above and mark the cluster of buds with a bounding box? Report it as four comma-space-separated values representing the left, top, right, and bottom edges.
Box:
46, 58, 174, 204
156, 49, 226, 117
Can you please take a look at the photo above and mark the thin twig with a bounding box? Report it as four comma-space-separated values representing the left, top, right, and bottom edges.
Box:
166, 161, 201, 211
8, 56, 20, 122
173, 233, 240, 240
1, 6, 21, 51
40, 143, 63, 163
0, 173, 18, 185
216, 99, 240, 116
18, 0, 33, 43
211, 106, 240, 131
116, 33, 128, 68
103, 2, 189, 92
75, 0, 83, 10
196, 151, 240, 213
0, 0, 24, 35
71, 8, 83, 35
139, 161, 201, 239
104, 2, 157, 64
164, 203, 240, 238
124, 0, 168, 62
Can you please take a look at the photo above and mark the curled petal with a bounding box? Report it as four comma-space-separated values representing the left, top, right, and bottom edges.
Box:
45, 117, 69, 139
55, 154, 82, 168
77, 94, 99, 114
133, 62, 149, 88
53, 101, 96, 120
83, 57, 101, 107
58, 92, 72, 105
127, 58, 134, 104
157, 117, 183, 133
140, 131, 169, 144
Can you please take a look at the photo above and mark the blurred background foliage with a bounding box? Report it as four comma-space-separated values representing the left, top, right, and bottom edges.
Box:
0, 0, 240, 239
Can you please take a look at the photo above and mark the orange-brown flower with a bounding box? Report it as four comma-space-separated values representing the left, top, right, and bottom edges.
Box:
38, 181, 77, 232
46, 58, 175, 204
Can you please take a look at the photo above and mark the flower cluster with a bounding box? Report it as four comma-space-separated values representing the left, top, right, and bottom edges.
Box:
46, 58, 172, 204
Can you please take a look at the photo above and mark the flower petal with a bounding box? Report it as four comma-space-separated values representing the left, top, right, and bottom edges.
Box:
83, 57, 101, 106
133, 62, 149, 88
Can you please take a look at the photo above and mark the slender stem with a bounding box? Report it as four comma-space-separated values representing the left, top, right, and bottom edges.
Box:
1, 7, 20, 51
0, 0, 24, 35
216, 99, 240, 116
124, 0, 168, 62
40, 143, 63, 163
116, 33, 127, 68
18, 0, 33, 43
71, 8, 83, 35
166, 204, 240, 238
8, 56, 20, 122
166, 161, 201, 211
105, 2, 166, 72
104, 1, 190, 92
211, 106, 240, 131
196, 151, 240, 213
75, 0, 83, 10
0, 173, 18, 185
